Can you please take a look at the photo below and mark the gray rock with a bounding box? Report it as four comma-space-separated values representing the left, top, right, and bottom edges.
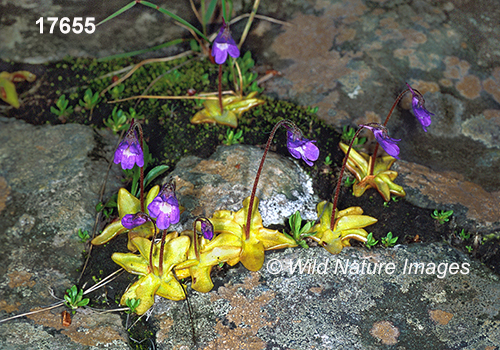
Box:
170, 144, 318, 228
0, 118, 125, 349
152, 242, 500, 349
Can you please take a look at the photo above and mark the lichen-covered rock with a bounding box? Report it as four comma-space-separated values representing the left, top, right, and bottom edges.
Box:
152, 243, 500, 349
170, 144, 318, 228
0, 117, 124, 349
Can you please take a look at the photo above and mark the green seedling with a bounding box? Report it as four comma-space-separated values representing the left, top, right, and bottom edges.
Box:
96, 194, 117, 219
223, 128, 244, 145
288, 210, 316, 249
381, 231, 398, 247
344, 176, 356, 187
50, 94, 74, 119
77, 229, 90, 243
79, 88, 101, 110
125, 298, 141, 314
458, 229, 471, 240
324, 155, 332, 166
391, 196, 400, 202
64, 285, 89, 314
431, 209, 453, 224
364, 232, 378, 249
306, 106, 319, 114
341, 125, 367, 148
103, 107, 129, 134
222, 51, 262, 94
125, 107, 144, 121
109, 84, 125, 100
383, 201, 390, 208
465, 245, 473, 253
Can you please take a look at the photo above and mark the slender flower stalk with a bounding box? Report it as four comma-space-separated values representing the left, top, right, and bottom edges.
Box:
330, 127, 364, 230
212, 19, 240, 114
147, 181, 180, 275
245, 120, 319, 240
369, 84, 433, 175
158, 229, 167, 276
121, 211, 158, 272
330, 124, 400, 230
192, 217, 214, 260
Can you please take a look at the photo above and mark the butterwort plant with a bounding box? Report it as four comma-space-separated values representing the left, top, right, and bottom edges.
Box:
212, 18, 240, 114
338, 83, 435, 202
240, 119, 318, 270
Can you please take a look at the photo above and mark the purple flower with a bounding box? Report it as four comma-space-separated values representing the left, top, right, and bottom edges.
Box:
147, 183, 180, 230
114, 130, 144, 170
121, 212, 150, 229
360, 124, 401, 159
406, 83, 434, 132
212, 22, 240, 65
200, 220, 214, 240
286, 130, 320, 166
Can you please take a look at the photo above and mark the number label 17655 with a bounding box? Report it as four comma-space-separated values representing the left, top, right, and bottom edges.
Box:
35, 17, 95, 34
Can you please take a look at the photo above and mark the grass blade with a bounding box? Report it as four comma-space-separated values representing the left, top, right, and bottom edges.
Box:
139, 1, 208, 41
203, 0, 218, 26
97, 1, 137, 26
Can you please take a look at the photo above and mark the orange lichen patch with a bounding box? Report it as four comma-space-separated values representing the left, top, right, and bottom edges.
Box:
456, 75, 482, 99
483, 67, 500, 104
205, 273, 275, 350
380, 17, 399, 29
270, 0, 370, 124
439, 78, 453, 87
401, 29, 427, 47
0, 176, 9, 214
401, 81, 440, 109
443, 56, 481, 99
309, 286, 324, 294
394, 49, 440, 71
411, 16, 430, 29
0, 300, 21, 313
458, 60, 471, 75
8, 271, 35, 289
394, 48, 414, 60
429, 309, 453, 325
397, 161, 500, 224
443, 56, 466, 79
483, 109, 500, 120
271, 11, 360, 95
28, 309, 126, 346
156, 315, 175, 344
353, 111, 382, 128
335, 27, 357, 44
370, 320, 400, 345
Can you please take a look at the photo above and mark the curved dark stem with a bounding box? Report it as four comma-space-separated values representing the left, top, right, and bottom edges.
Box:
369, 88, 409, 176
218, 65, 223, 114
148, 221, 158, 272
158, 229, 167, 276
330, 127, 366, 231
245, 119, 297, 240
133, 120, 145, 212
193, 219, 200, 261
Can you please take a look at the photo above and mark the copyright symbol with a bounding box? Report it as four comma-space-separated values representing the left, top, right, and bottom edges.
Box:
266, 258, 282, 275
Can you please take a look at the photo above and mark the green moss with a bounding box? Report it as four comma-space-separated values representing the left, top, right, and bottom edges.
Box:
41, 55, 340, 174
